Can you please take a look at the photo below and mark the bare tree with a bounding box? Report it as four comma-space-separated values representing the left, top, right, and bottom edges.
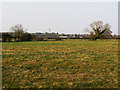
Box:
88, 21, 112, 40
10, 24, 25, 41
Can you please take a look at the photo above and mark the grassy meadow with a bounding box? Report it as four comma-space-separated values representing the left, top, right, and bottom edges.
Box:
2, 39, 118, 88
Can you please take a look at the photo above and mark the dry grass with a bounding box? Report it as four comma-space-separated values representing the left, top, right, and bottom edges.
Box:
2, 39, 118, 88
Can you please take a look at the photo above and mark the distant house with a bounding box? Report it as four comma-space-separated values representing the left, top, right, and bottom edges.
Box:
59, 36, 67, 38
79, 35, 83, 38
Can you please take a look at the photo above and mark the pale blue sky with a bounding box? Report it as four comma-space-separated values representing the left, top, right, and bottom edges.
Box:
2, 2, 118, 34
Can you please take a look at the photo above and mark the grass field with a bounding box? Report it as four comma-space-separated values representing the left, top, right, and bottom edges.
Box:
2, 39, 118, 88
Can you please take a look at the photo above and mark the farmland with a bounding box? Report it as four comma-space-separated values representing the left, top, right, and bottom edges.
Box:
2, 39, 118, 88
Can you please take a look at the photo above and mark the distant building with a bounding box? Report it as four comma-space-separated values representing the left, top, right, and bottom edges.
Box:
59, 36, 67, 38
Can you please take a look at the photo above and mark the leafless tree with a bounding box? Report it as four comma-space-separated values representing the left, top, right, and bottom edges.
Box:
10, 24, 25, 41
88, 21, 112, 40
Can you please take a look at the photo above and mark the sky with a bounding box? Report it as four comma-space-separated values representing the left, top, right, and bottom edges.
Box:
1, 2, 118, 34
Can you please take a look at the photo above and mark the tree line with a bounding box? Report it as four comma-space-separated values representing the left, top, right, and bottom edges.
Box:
1, 20, 118, 42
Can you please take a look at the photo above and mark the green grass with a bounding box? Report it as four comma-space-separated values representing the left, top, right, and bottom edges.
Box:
2, 39, 118, 88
